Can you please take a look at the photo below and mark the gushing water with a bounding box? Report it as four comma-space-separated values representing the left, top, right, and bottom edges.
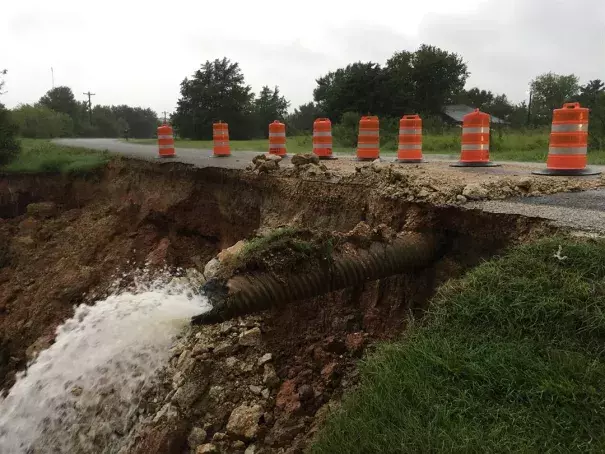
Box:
0, 271, 210, 454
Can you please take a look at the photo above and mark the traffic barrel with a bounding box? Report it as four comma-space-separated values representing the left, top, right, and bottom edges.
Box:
212, 121, 230, 157
533, 102, 600, 176
157, 124, 176, 158
356, 116, 380, 161
451, 109, 498, 167
395, 114, 423, 163
313, 118, 337, 160
268, 120, 287, 157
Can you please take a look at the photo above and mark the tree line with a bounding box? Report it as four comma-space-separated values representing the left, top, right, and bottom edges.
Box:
172, 47, 605, 149
9, 86, 159, 139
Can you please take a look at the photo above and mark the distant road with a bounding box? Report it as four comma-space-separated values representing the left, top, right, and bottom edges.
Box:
53, 138, 261, 170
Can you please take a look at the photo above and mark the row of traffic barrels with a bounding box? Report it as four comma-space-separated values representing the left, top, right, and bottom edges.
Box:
157, 103, 598, 175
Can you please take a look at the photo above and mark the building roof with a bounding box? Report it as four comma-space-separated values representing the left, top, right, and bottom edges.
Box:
442, 104, 508, 124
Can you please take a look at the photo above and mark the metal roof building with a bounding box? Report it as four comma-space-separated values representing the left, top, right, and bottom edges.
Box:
442, 104, 508, 125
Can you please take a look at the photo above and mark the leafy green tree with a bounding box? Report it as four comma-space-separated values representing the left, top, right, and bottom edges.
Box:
578, 80, 605, 150
173, 58, 255, 140
286, 102, 324, 133
454, 88, 495, 109
110, 105, 157, 138
530, 73, 580, 125
254, 86, 290, 137
383, 51, 415, 115
314, 62, 387, 121
11, 104, 74, 138
39, 86, 80, 119
0, 69, 20, 164
410, 45, 468, 115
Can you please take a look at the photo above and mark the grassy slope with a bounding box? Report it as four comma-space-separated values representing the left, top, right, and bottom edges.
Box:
2, 139, 110, 174
129, 134, 605, 164
312, 238, 605, 453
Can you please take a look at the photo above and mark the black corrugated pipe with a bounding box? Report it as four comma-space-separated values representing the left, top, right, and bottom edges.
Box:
192, 232, 443, 325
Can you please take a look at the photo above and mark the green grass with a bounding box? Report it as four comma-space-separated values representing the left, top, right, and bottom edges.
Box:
2, 139, 110, 174
129, 132, 605, 164
312, 238, 605, 453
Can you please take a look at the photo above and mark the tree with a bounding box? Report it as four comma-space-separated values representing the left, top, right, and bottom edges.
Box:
313, 45, 469, 121
287, 102, 324, 133
314, 62, 388, 121
254, 86, 290, 137
579, 79, 605, 108
11, 104, 74, 138
454, 88, 495, 109
410, 44, 468, 115
111, 105, 157, 138
173, 58, 255, 140
0, 70, 20, 164
530, 73, 580, 125
578, 80, 605, 150
39, 86, 80, 119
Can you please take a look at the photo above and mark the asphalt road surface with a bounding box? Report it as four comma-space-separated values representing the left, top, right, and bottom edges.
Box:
55, 138, 605, 234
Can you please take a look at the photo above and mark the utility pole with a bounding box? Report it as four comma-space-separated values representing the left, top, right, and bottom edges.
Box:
83, 91, 95, 125
527, 89, 532, 127
162, 111, 168, 124
51, 67, 54, 89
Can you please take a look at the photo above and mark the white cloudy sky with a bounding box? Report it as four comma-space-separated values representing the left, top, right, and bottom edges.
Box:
2, 0, 604, 114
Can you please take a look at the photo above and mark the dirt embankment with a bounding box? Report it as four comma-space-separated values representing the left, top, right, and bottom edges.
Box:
0, 157, 560, 452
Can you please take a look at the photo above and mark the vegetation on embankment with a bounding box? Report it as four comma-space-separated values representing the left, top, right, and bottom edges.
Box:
1, 139, 109, 174
312, 238, 605, 453
129, 132, 605, 164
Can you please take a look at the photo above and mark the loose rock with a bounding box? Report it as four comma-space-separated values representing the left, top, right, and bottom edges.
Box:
239, 327, 262, 347
226, 404, 263, 440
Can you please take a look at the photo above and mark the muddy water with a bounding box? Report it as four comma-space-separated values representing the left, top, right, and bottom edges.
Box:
0, 273, 209, 454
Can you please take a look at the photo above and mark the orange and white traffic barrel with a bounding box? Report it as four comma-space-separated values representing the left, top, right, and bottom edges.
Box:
268, 120, 287, 157
451, 109, 498, 167
395, 114, 423, 163
356, 116, 380, 161
212, 121, 230, 157
313, 118, 337, 160
157, 124, 176, 158
533, 103, 600, 176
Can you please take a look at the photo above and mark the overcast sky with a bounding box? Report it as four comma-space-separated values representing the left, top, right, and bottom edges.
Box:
2, 0, 604, 115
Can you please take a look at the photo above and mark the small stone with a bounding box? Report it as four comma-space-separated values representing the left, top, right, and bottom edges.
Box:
218, 240, 246, 262
298, 384, 314, 401
462, 183, 488, 200
292, 153, 319, 167
239, 327, 262, 347
517, 177, 532, 190
214, 341, 237, 356
263, 364, 280, 389
212, 432, 226, 441
456, 194, 468, 203
232, 440, 246, 449
172, 380, 206, 409
244, 445, 256, 454
249, 385, 263, 395
257, 353, 272, 366
345, 332, 365, 356
220, 320, 235, 335
276, 380, 301, 416
240, 362, 254, 373
197, 443, 218, 453
266, 154, 283, 162
188, 427, 208, 448
203, 258, 220, 280
26, 202, 57, 219
70, 386, 83, 397
417, 189, 430, 198
261, 388, 270, 399
226, 356, 239, 368
226, 404, 263, 440
208, 386, 224, 400
252, 154, 266, 164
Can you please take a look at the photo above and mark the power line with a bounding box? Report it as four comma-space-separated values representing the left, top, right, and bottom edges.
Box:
83, 91, 96, 125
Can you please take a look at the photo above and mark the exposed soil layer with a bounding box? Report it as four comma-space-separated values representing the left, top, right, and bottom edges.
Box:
0, 158, 559, 452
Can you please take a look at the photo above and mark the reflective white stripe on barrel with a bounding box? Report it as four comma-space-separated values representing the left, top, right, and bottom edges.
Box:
269, 132, 286, 137
462, 127, 489, 134
548, 147, 587, 155
357, 143, 379, 149
399, 128, 421, 135
398, 144, 422, 150
270, 144, 286, 149
214, 141, 229, 146
461, 144, 489, 151
313, 132, 332, 137
551, 124, 588, 132
157, 135, 173, 139
359, 130, 379, 136
159, 144, 174, 149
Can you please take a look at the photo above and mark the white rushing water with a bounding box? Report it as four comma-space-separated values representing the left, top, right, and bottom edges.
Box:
0, 271, 210, 454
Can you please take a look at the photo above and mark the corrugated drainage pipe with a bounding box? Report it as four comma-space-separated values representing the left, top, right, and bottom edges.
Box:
192, 232, 441, 325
